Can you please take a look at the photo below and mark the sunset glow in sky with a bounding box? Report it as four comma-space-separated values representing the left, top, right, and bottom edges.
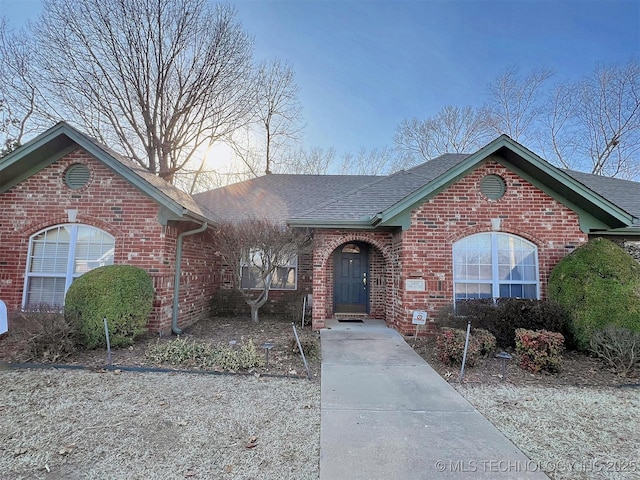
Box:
1, 0, 639, 157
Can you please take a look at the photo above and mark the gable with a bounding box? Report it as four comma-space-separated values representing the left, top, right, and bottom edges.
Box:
0, 122, 207, 224
289, 135, 638, 234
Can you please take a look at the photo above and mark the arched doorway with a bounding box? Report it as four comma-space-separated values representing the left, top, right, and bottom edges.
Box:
333, 242, 369, 313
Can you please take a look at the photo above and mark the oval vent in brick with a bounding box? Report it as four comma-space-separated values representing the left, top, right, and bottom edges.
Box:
480, 174, 506, 200
64, 164, 91, 190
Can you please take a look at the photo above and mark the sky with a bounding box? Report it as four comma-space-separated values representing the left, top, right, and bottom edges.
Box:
1, 0, 639, 158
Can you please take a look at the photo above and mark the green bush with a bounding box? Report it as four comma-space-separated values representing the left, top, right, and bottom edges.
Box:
515, 328, 564, 373
65, 265, 153, 349
435, 327, 496, 367
436, 299, 570, 348
548, 238, 640, 350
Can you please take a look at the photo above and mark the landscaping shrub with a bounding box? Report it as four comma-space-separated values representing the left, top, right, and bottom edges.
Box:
474, 328, 497, 356
65, 265, 153, 349
145, 337, 214, 368
590, 326, 640, 376
290, 336, 319, 358
435, 299, 570, 348
548, 237, 640, 350
515, 328, 564, 373
12, 305, 76, 362
435, 327, 496, 367
213, 339, 265, 371
145, 338, 265, 371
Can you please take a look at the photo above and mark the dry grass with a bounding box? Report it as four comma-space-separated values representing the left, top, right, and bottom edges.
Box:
0, 368, 320, 480
456, 384, 640, 480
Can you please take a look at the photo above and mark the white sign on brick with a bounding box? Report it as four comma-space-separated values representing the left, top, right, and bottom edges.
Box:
406, 279, 425, 291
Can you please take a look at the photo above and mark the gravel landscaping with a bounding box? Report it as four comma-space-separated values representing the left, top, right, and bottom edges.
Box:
0, 368, 320, 480
455, 384, 640, 480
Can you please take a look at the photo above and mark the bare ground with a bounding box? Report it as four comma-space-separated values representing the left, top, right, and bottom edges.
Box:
0, 369, 320, 480
2, 319, 639, 479
411, 337, 640, 480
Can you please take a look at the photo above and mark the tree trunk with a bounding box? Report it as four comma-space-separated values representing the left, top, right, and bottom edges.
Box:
250, 305, 260, 323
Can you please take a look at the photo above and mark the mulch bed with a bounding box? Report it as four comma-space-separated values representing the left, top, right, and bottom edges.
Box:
0, 315, 321, 380
409, 336, 639, 388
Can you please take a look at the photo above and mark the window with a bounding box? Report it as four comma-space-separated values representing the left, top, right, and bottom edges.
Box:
23, 224, 115, 306
240, 250, 298, 290
453, 233, 538, 300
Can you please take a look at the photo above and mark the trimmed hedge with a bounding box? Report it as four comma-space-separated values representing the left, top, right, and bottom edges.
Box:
435, 298, 570, 348
65, 265, 153, 349
548, 238, 640, 350
435, 327, 496, 367
515, 328, 564, 373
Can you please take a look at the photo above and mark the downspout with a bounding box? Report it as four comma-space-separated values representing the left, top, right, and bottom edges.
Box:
172, 221, 208, 335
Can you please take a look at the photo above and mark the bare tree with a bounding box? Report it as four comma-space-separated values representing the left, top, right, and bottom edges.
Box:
19, 0, 254, 182
0, 21, 46, 155
394, 105, 493, 165
215, 218, 312, 323
254, 60, 303, 174
278, 146, 336, 174
547, 60, 640, 178
487, 67, 554, 144
339, 146, 397, 175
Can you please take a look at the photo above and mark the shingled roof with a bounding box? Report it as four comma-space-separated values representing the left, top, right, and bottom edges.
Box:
564, 169, 640, 219
195, 142, 639, 232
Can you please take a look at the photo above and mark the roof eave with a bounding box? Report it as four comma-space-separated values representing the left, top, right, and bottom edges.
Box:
287, 217, 377, 229
1, 122, 202, 222
377, 135, 634, 231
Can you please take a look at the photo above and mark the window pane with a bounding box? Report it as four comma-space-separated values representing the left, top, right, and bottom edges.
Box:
240, 249, 297, 290
455, 283, 492, 300
25, 277, 66, 306
499, 283, 537, 299
30, 226, 71, 274
74, 227, 115, 274
454, 233, 538, 301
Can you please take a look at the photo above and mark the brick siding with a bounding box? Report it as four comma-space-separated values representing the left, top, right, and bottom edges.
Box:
0, 149, 218, 333
309, 161, 588, 334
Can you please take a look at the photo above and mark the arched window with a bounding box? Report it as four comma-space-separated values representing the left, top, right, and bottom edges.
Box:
23, 224, 115, 307
453, 233, 539, 300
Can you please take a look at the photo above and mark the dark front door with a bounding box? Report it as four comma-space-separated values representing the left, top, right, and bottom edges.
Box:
334, 242, 368, 313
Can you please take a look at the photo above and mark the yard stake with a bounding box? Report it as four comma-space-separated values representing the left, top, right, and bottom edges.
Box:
292, 323, 311, 380
103, 317, 112, 367
459, 320, 471, 382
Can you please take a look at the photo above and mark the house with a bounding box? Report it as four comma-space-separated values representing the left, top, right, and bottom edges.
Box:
0, 122, 218, 334
1, 122, 639, 335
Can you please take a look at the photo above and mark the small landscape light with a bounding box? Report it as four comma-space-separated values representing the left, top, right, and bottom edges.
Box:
261, 342, 275, 369
494, 351, 512, 379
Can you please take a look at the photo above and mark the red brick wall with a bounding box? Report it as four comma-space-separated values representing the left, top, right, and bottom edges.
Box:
309, 161, 588, 333
216, 251, 313, 319
0, 148, 218, 333
310, 230, 395, 329
394, 160, 587, 333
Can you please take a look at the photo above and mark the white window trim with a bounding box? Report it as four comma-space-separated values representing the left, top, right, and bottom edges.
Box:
453, 232, 539, 301
240, 249, 298, 291
22, 224, 115, 307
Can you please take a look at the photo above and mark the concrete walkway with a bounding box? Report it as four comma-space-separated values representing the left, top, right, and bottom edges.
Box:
319, 320, 549, 479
